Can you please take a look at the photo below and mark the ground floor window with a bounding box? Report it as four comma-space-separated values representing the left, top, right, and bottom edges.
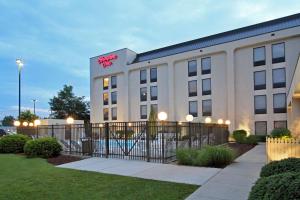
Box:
111, 107, 117, 120
189, 101, 198, 117
202, 99, 212, 116
255, 121, 267, 135
103, 108, 109, 121
274, 120, 287, 129
140, 105, 147, 119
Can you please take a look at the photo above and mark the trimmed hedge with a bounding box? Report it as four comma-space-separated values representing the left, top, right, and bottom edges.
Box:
0, 134, 30, 153
248, 172, 300, 200
24, 137, 62, 158
232, 130, 247, 143
242, 135, 258, 145
260, 158, 300, 177
270, 128, 291, 138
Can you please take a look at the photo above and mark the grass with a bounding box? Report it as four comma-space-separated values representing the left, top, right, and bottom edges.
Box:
0, 154, 197, 200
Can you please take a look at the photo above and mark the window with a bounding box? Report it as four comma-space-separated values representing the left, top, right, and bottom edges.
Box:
272, 68, 286, 88
151, 104, 158, 114
140, 87, 147, 101
274, 121, 287, 129
103, 77, 109, 90
188, 60, 197, 77
150, 68, 157, 82
111, 76, 117, 89
111, 107, 117, 120
272, 43, 285, 63
273, 93, 286, 113
150, 86, 158, 101
140, 69, 147, 84
189, 101, 198, 117
202, 99, 212, 116
253, 46, 266, 66
111, 91, 117, 104
140, 105, 147, 119
202, 78, 211, 95
103, 93, 108, 105
188, 80, 197, 97
201, 57, 211, 74
103, 108, 109, 121
255, 121, 267, 135
254, 70, 266, 90
254, 95, 267, 114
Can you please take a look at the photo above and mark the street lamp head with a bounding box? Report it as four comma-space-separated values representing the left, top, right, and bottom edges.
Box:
14, 120, 21, 127
185, 114, 193, 122
66, 117, 74, 124
205, 117, 212, 124
158, 112, 167, 121
34, 119, 41, 126
16, 59, 24, 70
217, 119, 224, 124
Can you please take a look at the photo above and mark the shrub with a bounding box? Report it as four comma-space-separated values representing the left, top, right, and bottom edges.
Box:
254, 135, 266, 142
0, 134, 30, 153
24, 137, 62, 158
232, 129, 247, 143
195, 146, 235, 168
176, 148, 198, 165
260, 158, 300, 177
242, 135, 258, 145
270, 128, 291, 138
249, 172, 300, 200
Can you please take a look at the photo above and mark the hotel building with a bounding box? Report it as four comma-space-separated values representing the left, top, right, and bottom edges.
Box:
90, 13, 300, 136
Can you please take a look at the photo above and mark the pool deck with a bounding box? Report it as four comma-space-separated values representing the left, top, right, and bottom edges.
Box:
57, 158, 221, 185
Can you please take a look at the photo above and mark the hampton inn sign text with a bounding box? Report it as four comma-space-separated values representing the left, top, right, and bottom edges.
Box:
98, 54, 118, 68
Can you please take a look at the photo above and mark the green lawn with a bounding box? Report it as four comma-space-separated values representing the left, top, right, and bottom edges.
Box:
0, 154, 197, 200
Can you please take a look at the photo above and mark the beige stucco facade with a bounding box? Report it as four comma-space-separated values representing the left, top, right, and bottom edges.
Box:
90, 16, 300, 135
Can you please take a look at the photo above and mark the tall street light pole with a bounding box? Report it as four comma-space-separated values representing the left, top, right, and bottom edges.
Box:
16, 59, 23, 119
32, 99, 37, 115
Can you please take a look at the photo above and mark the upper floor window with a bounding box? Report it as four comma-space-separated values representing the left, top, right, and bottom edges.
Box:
111, 76, 117, 89
150, 68, 157, 82
140, 105, 147, 119
254, 95, 267, 114
272, 68, 286, 88
188, 80, 197, 97
140, 87, 147, 102
189, 101, 198, 117
255, 121, 267, 135
140, 69, 147, 84
188, 60, 197, 77
111, 91, 117, 104
111, 107, 117, 120
150, 86, 157, 101
202, 78, 211, 95
201, 57, 211, 74
103, 93, 109, 105
273, 93, 286, 113
103, 108, 109, 121
202, 99, 212, 116
103, 77, 109, 90
253, 46, 266, 66
254, 70, 266, 90
272, 43, 285, 64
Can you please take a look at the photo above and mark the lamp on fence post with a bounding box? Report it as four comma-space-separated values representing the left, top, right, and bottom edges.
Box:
186, 115, 193, 148
205, 117, 212, 144
34, 119, 41, 138
14, 120, 21, 134
158, 112, 167, 163
66, 117, 74, 153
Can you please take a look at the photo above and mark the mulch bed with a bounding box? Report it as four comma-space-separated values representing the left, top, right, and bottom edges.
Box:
227, 142, 256, 158
47, 155, 83, 166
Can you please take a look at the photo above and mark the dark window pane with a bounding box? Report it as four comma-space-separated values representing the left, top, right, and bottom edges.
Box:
202, 79, 211, 95
103, 77, 109, 90
111, 92, 117, 104
255, 121, 267, 135
202, 99, 212, 116
111, 107, 117, 120
151, 104, 158, 114
140, 69, 147, 84
253, 47, 265, 66
272, 43, 285, 63
272, 68, 286, 88
255, 95, 267, 114
140, 105, 147, 119
103, 93, 108, 105
111, 76, 117, 89
274, 121, 287, 129
103, 108, 109, 121
150, 86, 157, 101
201, 57, 211, 74
150, 68, 157, 82
254, 71, 266, 90
189, 101, 198, 117
188, 60, 197, 77
140, 87, 147, 101
188, 80, 197, 97
273, 93, 286, 113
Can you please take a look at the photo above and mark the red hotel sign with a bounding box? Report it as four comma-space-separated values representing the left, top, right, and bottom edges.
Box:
98, 54, 118, 68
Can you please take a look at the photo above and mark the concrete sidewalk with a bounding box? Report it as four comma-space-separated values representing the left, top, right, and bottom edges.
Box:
57, 157, 220, 185
186, 144, 266, 200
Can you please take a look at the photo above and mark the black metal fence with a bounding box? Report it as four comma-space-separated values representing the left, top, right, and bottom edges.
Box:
17, 122, 229, 163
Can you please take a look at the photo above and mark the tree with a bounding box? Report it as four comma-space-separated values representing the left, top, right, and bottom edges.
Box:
148, 107, 158, 139
19, 110, 38, 122
49, 85, 90, 121
2, 115, 15, 126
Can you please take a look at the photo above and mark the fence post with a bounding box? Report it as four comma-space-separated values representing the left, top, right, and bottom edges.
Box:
125, 122, 128, 156
175, 122, 178, 150
69, 125, 72, 153
188, 122, 192, 148
36, 126, 39, 138
51, 125, 54, 138
146, 121, 150, 162
161, 122, 165, 163
105, 122, 109, 158
207, 125, 210, 145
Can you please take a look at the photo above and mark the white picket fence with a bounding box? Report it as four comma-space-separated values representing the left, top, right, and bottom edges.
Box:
266, 137, 300, 163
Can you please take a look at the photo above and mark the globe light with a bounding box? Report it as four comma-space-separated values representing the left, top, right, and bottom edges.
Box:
158, 112, 168, 121
217, 119, 224, 124
34, 119, 41, 126
14, 120, 21, 127
205, 117, 212, 124
29, 122, 34, 127
178, 121, 182, 125
66, 117, 74, 124
128, 122, 132, 127
99, 123, 104, 128
23, 121, 28, 127
225, 120, 231, 125
185, 115, 194, 122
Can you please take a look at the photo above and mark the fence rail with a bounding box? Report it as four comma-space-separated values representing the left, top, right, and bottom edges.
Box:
266, 137, 300, 163
17, 121, 229, 163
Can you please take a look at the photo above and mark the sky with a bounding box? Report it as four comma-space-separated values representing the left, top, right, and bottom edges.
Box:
0, 0, 300, 119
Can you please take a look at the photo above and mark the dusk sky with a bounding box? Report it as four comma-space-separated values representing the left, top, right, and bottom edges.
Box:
1, 0, 300, 119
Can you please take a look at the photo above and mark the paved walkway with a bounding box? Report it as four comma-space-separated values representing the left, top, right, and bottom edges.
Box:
58, 158, 220, 185
186, 144, 266, 200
